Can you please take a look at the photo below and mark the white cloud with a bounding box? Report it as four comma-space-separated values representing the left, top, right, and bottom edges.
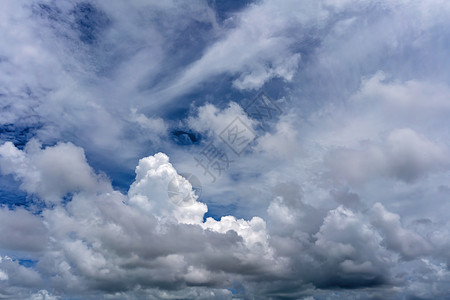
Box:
0, 141, 112, 204
187, 101, 256, 138
128, 152, 207, 224
351, 71, 450, 114
0, 270, 8, 281
267, 196, 296, 225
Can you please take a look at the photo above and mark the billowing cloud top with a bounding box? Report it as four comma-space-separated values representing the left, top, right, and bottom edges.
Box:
1, 0, 450, 299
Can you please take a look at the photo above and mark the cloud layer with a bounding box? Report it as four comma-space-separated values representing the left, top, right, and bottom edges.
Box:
1, 0, 450, 299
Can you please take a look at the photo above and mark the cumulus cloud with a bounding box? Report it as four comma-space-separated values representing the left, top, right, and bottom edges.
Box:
312, 206, 391, 288
0, 141, 111, 204
371, 203, 432, 260
2, 141, 450, 298
0, 142, 288, 298
128, 152, 207, 224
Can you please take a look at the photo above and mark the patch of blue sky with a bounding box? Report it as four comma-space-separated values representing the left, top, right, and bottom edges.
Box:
203, 202, 238, 221
0, 175, 28, 209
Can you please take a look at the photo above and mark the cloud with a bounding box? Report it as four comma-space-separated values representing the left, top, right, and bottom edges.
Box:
371, 203, 432, 260
128, 152, 207, 224
352, 71, 450, 112
158, 0, 305, 96
254, 112, 300, 158
29, 290, 59, 300
0, 141, 111, 204
0, 142, 286, 298
0, 256, 42, 295
312, 206, 391, 288
326, 128, 449, 184
1, 139, 450, 298
187, 102, 254, 137
0, 207, 48, 252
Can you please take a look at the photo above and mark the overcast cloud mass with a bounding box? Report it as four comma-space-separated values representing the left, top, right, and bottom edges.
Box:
1, 0, 450, 299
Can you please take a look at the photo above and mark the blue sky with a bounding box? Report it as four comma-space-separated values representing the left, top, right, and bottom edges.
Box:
1, 0, 450, 299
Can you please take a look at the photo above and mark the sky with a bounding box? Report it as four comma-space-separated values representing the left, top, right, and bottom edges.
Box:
1, 0, 450, 299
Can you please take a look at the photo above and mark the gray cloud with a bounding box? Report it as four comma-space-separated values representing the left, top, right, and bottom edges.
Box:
325, 128, 449, 184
